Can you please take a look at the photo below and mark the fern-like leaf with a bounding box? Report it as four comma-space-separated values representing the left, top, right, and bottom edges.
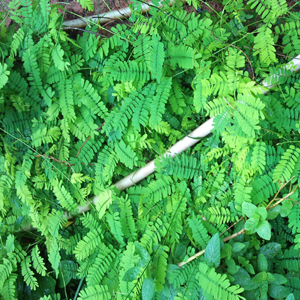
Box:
74, 229, 103, 261
279, 247, 300, 272
188, 215, 210, 248
273, 145, 300, 183
197, 262, 245, 300
251, 142, 267, 174
153, 246, 169, 291
288, 204, 300, 234
31, 245, 47, 276
115, 140, 138, 169
0, 273, 17, 300
149, 34, 165, 82
52, 180, 77, 211
0, 63, 10, 89
21, 256, 38, 290
253, 24, 277, 66
78, 285, 110, 300
149, 77, 172, 128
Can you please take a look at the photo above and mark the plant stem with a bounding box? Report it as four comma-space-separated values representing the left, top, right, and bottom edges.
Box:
178, 229, 245, 267
268, 185, 299, 210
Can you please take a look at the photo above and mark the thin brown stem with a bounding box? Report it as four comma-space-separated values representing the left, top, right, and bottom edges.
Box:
211, 30, 255, 81
75, 122, 105, 159
35, 154, 74, 169
67, 122, 105, 178
178, 228, 245, 267
220, 216, 244, 237
268, 185, 298, 210
266, 177, 294, 209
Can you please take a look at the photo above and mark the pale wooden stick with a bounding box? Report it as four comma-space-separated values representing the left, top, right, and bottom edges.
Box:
62, 0, 174, 28
64, 53, 300, 218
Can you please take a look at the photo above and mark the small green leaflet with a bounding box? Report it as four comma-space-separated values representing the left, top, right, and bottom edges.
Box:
0, 63, 10, 89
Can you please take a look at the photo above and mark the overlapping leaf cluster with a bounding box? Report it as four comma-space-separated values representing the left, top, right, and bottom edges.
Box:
0, 0, 300, 299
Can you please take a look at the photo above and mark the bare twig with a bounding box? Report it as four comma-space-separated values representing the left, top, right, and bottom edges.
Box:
75, 123, 105, 159
178, 228, 245, 267
268, 185, 298, 210
266, 177, 295, 209
211, 29, 255, 81
35, 154, 74, 170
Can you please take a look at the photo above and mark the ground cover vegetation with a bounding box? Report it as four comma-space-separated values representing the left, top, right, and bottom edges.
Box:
1, 0, 300, 299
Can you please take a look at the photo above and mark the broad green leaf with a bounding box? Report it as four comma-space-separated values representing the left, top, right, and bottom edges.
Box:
245, 216, 259, 232
258, 254, 268, 272
252, 271, 267, 283
259, 243, 281, 259
135, 242, 150, 267
256, 207, 267, 219
256, 220, 271, 240
267, 205, 280, 220
272, 274, 287, 285
242, 202, 257, 218
142, 278, 155, 300
280, 200, 293, 217
286, 294, 295, 300
232, 242, 246, 253
204, 233, 220, 268
123, 266, 141, 282
269, 284, 290, 299
233, 268, 259, 291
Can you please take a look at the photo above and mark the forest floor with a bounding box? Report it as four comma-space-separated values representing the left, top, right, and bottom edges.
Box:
0, 0, 298, 36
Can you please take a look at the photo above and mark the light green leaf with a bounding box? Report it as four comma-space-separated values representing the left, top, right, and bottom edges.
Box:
257, 207, 267, 219
95, 189, 114, 219
5, 235, 14, 253
245, 216, 259, 232
256, 220, 271, 240
78, 0, 94, 11
242, 202, 257, 218
0, 63, 10, 89
280, 200, 292, 217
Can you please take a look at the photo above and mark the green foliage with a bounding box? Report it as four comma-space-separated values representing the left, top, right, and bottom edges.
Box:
1, 0, 300, 299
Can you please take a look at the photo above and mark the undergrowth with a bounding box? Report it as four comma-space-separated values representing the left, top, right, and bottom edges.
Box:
1, 0, 300, 299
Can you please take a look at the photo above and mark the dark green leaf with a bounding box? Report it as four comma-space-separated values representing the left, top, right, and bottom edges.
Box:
232, 242, 245, 253
258, 254, 268, 272
233, 268, 259, 291
269, 284, 290, 299
204, 233, 221, 268
142, 278, 155, 300
58, 260, 77, 288
267, 205, 280, 220
258, 243, 281, 259
272, 274, 287, 285
123, 267, 141, 282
